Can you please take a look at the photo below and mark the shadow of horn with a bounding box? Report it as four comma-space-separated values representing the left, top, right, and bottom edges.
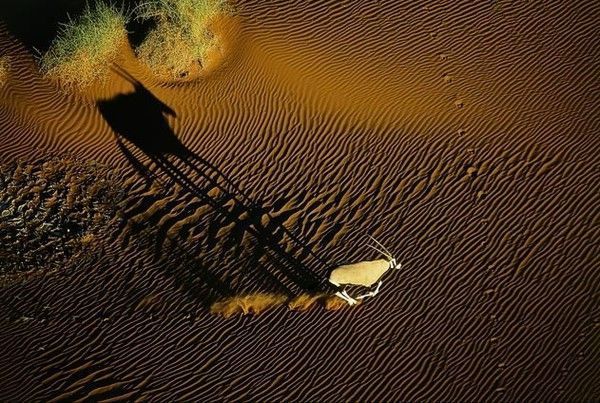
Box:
111, 63, 141, 87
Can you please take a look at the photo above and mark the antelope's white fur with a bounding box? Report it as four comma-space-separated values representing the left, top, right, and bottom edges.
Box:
329, 236, 400, 305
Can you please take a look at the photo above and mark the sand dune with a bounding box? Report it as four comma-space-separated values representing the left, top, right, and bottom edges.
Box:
1, 0, 599, 401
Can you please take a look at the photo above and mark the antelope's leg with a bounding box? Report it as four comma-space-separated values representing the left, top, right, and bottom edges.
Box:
329, 279, 342, 293
372, 280, 383, 296
331, 280, 358, 305
335, 291, 356, 305
331, 280, 352, 304
342, 289, 358, 305
356, 281, 383, 299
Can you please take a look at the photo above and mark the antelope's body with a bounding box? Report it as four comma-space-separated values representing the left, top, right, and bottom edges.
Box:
328, 236, 401, 305
329, 259, 391, 287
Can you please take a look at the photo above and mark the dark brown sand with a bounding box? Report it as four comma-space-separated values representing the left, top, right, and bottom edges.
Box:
1, 1, 599, 401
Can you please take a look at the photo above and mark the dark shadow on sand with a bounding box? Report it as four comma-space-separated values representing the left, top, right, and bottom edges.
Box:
97, 66, 336, 307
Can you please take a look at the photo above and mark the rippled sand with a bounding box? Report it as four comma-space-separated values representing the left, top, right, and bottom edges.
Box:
0, 1, 598, 401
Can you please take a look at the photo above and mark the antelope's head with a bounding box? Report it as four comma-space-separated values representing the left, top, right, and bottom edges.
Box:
366, 235, 401, 270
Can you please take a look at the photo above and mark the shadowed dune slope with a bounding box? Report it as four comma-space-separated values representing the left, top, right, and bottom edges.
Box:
0, 0, 599, 401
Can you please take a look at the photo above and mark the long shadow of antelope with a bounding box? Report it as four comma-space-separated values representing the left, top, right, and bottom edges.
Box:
97, 66, 336, 305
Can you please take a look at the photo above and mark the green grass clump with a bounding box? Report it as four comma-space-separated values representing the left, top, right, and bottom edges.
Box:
41, 2, 129, 90
135, 0, 229, 79
0, 56, 9, 86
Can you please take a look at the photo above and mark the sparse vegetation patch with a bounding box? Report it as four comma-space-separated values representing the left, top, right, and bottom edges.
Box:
135, 0, 229, 79
40, 2, 129, 90
0, 156, 124, 286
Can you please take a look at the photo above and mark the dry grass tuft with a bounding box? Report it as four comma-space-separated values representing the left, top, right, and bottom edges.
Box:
135, 0, 229, 79
210, 293, 288, 318
78, 233, 97, 247
0, 56, 9, 86
40, 2, 129, 90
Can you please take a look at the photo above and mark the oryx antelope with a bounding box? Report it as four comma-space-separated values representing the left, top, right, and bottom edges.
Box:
329, 236, 401, 305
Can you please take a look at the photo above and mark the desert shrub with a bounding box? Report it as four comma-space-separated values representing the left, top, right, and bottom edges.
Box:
40, 2, 129, 90
135, 0, 229, 79
0, 56, 9, 86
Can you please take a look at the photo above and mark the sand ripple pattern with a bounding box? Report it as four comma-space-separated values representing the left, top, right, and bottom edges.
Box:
1, 0, 599, 401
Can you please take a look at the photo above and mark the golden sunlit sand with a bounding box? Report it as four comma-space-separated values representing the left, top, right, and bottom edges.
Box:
0, 0, 598, 401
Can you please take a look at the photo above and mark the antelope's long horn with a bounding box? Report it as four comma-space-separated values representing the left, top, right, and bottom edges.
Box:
365, 243, 392, 260
364, 235, 390, 258
368, 235, 393, 257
